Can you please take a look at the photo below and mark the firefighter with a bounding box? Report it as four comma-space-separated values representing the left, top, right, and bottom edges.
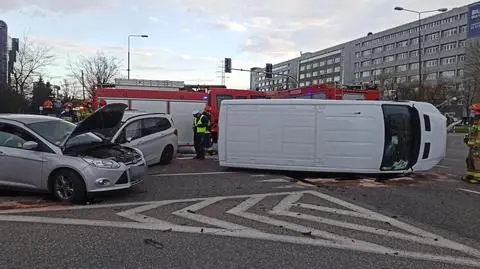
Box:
463, 104, 480, 184
202, 111, 213, 152
59, 102, 78, 123
192, 110, 208, 159
78, 99, 94, 121
42, 100, 54, 115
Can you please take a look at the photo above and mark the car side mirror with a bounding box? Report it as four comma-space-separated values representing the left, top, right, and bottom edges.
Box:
126, 137, 133, 143
23, 141, 39, 150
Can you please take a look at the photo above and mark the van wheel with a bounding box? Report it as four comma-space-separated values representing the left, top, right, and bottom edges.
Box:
160, 145, 174, 165
50, 169, 87, 204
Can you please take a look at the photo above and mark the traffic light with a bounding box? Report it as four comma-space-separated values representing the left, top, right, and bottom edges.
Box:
224, 58, 232, 73
265, 63, 273, 78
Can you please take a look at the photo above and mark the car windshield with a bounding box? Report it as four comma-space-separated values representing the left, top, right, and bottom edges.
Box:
380, 104, 421, 171
27, 120, 103, 147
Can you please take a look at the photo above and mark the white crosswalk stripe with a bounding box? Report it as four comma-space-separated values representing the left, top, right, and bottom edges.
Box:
0, 190, 479, 266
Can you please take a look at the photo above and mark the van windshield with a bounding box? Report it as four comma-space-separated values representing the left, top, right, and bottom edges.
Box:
380, 104, 421, 171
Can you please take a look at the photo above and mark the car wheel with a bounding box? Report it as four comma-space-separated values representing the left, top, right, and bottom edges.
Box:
50, 169, 87, 204
159, 145, 174, 165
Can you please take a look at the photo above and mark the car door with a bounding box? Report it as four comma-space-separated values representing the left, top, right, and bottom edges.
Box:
137, 117, 167, 165
0, 123, 47, 189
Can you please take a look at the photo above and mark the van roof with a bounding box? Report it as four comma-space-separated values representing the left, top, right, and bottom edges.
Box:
122, 111, 172, 121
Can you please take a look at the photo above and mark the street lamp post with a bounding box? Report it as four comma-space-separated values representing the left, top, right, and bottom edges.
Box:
394, 7, 448, 91
127, 34, 149, 80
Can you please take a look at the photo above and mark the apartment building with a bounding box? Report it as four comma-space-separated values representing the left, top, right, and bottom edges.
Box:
250, 1, 479, 91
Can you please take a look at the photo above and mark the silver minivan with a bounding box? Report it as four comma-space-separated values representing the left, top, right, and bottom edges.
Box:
95, 110, 178, 166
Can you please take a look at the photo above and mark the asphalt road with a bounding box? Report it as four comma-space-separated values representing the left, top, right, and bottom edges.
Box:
0, 134, 479, 269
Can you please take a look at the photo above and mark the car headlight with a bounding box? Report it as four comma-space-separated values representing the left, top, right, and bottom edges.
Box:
83, 158, 121, 169
133, 147, 144, 158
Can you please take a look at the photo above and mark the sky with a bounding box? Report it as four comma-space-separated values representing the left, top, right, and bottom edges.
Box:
0, 0, 476, 89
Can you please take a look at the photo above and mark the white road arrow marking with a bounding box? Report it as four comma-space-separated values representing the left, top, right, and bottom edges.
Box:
0, 190, 478, 267
172, 197, 255, 231
271, 193, 480, 258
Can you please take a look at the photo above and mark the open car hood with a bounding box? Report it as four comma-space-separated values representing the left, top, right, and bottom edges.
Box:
64, 103, 128, 146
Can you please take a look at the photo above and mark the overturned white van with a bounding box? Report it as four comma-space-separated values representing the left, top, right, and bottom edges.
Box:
218, 99, 446, 174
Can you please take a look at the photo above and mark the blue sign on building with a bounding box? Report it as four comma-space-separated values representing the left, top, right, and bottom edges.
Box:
468, 3, 480, 38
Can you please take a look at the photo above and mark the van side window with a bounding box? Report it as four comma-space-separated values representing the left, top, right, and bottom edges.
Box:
142, 117, 172, 136
117, 120, 142, 143
423, 115, 431, 131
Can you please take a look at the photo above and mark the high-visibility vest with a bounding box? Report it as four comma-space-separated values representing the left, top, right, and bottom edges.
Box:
195, 115, 206, 134
468, 125, 480, 146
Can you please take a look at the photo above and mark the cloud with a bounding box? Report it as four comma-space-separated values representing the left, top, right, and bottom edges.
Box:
28, 36, 223, 86
0, 0, 116, 14
211, 20, 247, 32
180, 54, 192, 60
152, 0, 473, 63
148, 16, 161, 23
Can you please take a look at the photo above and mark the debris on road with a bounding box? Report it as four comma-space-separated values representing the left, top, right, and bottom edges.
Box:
143, 238, 164, 249
298, 171, 458, 188
0, 200, 70, 211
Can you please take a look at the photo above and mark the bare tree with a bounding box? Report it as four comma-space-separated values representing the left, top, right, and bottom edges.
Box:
377, 70, 398, 98
11, 36, 55, 95
68, 51, 120, 96
60, 78, 82, 100
418, 79, 456, 105
463, 40, 480, 113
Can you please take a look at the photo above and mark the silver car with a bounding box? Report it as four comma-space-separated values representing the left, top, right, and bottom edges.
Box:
0, 103, 147, 203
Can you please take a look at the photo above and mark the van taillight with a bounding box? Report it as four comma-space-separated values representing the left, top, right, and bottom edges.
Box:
174, 129, 178, 136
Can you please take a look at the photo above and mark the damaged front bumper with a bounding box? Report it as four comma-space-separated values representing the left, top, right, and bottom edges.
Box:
82, 160, 148, 193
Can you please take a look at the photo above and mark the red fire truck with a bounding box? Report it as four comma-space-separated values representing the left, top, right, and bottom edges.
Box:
94, 85, 266, 151
266, 84, 380, 100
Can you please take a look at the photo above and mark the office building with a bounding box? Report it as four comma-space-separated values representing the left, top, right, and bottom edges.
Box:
352, 5, 468, 89
0, 20, 7, 85
7, 37, 19, 86
250, 2, 479, 92
249, 57, 300, 91
297, 43, 353, 88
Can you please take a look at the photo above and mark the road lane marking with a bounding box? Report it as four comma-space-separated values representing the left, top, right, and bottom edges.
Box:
258, 178, 290, 183
152, 171, 236, 177
443, 158, 466, 163
457, 188, 480, 196
176, 156, 218, 160
273, 184, 307, 189
0, 190, 479, 266
435, 165, 449, 169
